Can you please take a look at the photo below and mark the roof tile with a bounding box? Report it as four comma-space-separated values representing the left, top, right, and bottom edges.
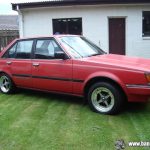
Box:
0, 15, 19, 30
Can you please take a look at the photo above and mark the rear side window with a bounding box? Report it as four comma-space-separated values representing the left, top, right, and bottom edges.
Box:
34, 39, 62, 59
2, 44, 17, 58
15, 40, 33, 59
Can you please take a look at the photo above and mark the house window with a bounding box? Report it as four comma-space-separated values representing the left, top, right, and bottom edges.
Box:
143, 11, 150, 37
53, 18, 82, 35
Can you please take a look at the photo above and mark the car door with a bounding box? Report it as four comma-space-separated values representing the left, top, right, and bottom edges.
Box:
32, 38, 73, 93
8, 40, 33, 88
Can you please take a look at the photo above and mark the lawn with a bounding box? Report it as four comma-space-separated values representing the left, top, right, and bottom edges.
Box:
0, 90, 150, 150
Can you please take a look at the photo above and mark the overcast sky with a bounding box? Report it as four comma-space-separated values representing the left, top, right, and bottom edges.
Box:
0, 0, 50, 15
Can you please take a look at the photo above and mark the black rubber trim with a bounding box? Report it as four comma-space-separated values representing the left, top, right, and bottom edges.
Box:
12, 74, 84, 83
32, 75, 72, 81
72, 79, 84, 83
12, 74, 31, 78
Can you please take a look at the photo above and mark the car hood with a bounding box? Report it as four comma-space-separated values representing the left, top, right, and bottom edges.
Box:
82, 54, 150, 72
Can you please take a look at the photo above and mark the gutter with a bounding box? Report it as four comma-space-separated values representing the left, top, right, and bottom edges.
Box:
11, 0, 150, 10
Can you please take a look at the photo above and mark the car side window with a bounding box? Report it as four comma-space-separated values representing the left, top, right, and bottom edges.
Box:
15, 40, 33, 59
35, 39, 62, 59
2, 43, 17, 58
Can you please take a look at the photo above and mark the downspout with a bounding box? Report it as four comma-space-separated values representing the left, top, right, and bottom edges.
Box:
16, 5, 24, 38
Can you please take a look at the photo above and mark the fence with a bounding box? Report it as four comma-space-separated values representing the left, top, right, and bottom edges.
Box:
0, 30, 19, 51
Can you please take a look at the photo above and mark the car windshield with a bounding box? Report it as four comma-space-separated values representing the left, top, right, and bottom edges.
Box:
58, 36, 106, 58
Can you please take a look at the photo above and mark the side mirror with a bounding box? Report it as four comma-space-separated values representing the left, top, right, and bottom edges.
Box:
55, 51, 67, 60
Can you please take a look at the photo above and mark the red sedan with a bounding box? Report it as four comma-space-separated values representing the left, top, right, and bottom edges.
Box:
0, 35, 150, 115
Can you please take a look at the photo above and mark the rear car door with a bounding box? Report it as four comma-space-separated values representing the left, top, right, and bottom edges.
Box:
32, 38, 73, 93
7, 40, 33, 88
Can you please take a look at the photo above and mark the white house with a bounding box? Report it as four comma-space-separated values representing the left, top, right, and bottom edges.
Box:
12, 0, 150, 58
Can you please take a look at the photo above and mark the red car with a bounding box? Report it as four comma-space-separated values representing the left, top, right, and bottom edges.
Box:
0, 35, 150, 115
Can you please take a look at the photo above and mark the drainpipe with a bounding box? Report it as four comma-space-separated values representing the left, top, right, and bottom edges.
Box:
16, 5, 24, 38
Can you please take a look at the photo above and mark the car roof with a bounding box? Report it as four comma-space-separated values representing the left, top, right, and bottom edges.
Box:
17, 34, 81, 40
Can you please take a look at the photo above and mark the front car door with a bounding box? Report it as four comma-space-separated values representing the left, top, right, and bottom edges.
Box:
32, 38, 73, 94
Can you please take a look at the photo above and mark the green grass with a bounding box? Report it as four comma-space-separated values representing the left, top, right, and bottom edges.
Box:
0, 90, 150, 150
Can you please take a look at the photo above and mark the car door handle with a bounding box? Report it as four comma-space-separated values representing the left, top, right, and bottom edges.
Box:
33, 63, 40, 67
6, 61, 12, 65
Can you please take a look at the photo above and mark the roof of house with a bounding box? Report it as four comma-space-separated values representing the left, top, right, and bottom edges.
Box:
0, 15, 19, 30
12, 0, 150, 10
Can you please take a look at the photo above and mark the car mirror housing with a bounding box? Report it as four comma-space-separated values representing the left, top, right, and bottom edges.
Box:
55, 51, 67, 60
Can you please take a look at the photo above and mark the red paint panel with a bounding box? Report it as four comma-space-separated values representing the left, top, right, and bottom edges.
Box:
32, 59, 73, 93
10, 59, 32, 88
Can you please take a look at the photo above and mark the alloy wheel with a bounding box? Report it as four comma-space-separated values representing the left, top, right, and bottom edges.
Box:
91, 87, 115, 113
0, 75, 11, 93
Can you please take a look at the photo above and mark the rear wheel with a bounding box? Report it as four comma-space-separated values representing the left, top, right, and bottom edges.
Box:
0, 73, 15, 94
87, 82, 125, 115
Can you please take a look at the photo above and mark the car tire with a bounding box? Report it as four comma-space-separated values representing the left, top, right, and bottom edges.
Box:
87, 82, 125, 115
0, 73, 16, 94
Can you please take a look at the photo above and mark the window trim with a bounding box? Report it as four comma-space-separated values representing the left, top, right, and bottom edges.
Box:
142, 37, 150, 40
142, 11, 150, 38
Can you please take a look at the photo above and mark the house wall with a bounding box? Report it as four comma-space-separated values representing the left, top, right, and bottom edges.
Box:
20, 4, 150, 58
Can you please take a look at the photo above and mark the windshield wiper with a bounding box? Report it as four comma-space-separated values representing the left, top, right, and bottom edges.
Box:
88, 52, 107, 57
88, 54, 100, 57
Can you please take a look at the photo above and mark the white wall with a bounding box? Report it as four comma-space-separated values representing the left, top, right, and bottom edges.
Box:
19, 4, 150, 58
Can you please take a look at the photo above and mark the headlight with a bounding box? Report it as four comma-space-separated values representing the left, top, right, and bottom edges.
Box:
145, 73, 150, 83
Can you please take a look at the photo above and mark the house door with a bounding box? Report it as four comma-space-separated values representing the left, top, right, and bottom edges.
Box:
109, 18, 125, 55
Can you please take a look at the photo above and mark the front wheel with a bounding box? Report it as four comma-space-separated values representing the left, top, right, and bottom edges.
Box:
87, 82, 125, 115
0, 73, 15, 94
